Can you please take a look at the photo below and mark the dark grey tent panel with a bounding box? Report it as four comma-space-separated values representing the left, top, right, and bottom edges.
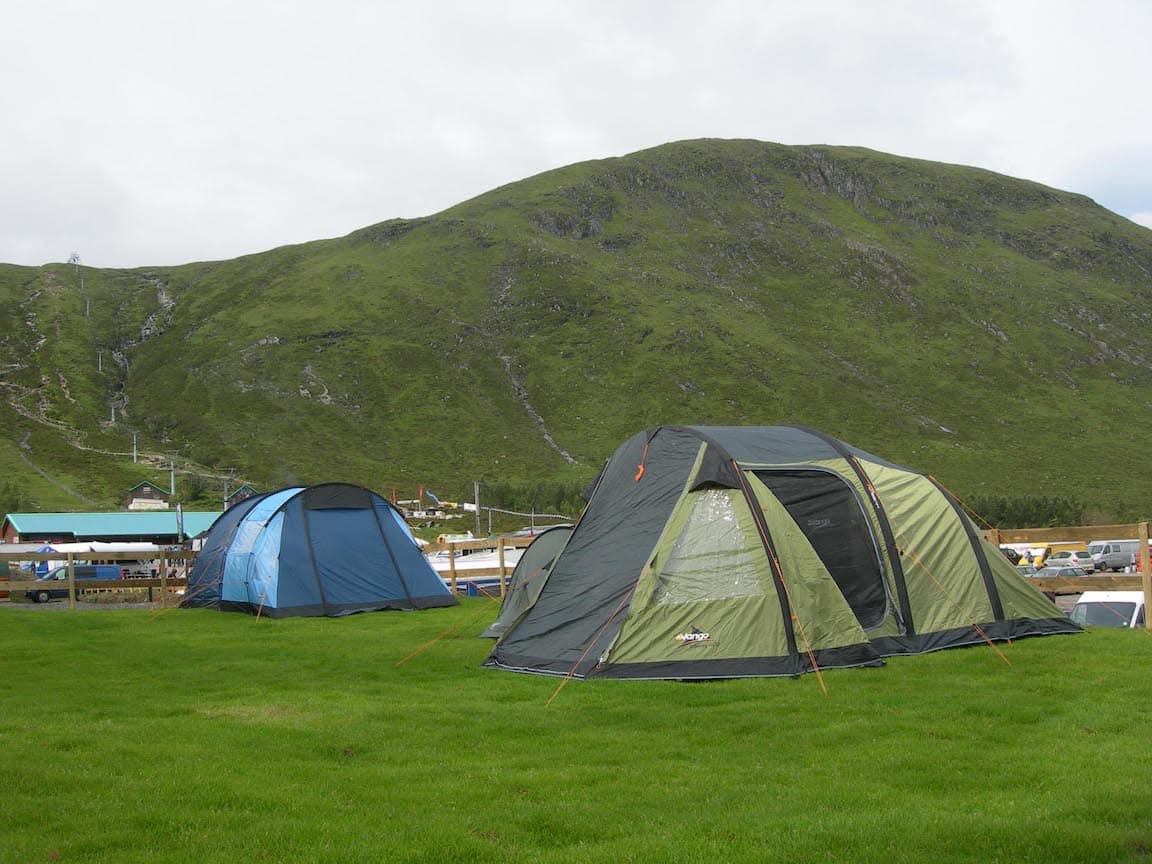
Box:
694, 424, 908, 471
755, 469, 888, 629
489, 427, 716, 676
481, 525, 573, 639
304, 483, 375, 509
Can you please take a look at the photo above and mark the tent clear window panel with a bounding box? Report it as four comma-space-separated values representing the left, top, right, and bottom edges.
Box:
653, 489, 764, 604
755, 470, 887, 629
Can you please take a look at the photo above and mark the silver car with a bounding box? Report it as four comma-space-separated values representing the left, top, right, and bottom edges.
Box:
1033, 566, 1089, 578
1044, 550, 1095, 573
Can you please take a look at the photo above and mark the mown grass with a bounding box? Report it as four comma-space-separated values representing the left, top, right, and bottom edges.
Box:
2, 600, 1150, 863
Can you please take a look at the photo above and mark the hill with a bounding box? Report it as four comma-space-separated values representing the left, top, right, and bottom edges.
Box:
2, 139, 1151, 518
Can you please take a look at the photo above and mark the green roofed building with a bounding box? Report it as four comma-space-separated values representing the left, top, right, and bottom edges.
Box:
2, 511, 222, 545
485, 425, 1080, 681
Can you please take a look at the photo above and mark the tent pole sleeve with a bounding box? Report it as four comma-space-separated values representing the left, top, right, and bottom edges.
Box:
299, 503, 331, 615
372, 504, 415, 604
733, 465, 799, 660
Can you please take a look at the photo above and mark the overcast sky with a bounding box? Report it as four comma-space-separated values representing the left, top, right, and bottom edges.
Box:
3, 0, 1150, 268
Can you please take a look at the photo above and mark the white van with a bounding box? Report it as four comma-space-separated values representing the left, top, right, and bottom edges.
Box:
1087, 540, 1140, 573
1069, 591, 1146, 628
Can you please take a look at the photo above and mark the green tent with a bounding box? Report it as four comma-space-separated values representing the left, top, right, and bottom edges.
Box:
485, 425, 1079, 680
481, 525, 573, 639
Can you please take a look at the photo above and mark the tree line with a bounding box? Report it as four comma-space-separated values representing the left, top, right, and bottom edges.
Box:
479, 480, 588, 518
961, 494, 1086, 529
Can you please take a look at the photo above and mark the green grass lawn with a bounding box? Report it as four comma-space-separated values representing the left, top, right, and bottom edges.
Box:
2, 600, 1150, 863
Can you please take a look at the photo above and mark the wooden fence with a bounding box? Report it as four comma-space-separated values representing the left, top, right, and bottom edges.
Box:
421, 534, 539, 596
0, 534, 540, 606
984, 522, 1152, 614
0, 550, 194, 608
7, 523, 1145, 613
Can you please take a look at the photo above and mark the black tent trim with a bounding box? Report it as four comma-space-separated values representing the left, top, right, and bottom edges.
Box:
871, 616, 1078, 656
490, 642, 885, 680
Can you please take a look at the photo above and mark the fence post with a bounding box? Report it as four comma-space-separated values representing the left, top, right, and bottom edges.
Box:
1141, 522, 1151, 627
448, 541, 458, 596
498, 538, 507, 597
66, 553, 76, 609
159, 551, 168, 603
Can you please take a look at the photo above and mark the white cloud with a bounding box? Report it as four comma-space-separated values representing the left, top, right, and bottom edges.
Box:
1, 0, 1150, 266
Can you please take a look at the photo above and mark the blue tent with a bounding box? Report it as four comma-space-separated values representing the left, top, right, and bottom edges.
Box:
183, 483, 455, 617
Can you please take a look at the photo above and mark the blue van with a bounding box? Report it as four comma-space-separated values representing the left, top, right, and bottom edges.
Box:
25, 564, 125, 603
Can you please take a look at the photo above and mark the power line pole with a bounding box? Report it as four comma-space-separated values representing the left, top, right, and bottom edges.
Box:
474, 481, 481, 536
68, 252, 88, 315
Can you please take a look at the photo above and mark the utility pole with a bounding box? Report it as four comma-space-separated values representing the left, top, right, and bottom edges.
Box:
474, 481, 481, 537
97, 349, 102, 372
132, 432, 137, 464
169, 462, 175, 496
69, 252, 87, 315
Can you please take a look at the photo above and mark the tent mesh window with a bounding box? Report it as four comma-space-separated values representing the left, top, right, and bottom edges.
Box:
755, 469, 887, 629
653, 489, 764, 604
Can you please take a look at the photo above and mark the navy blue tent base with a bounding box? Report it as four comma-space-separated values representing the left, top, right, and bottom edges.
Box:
220, 595, 457, 618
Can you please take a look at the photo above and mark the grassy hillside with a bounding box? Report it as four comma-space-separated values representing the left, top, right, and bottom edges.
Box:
2, 139, 1152, 517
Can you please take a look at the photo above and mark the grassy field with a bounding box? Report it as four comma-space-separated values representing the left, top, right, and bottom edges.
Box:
1, 600, 1150, 863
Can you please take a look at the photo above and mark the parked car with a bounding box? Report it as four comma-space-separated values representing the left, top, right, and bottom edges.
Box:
25, 564, 124, 603
999, 546, 1023, 565
1015, 563, 1039, 576
1069, 591, 1146, 628
1044, 549, 1095, 572
1087, 540, 1140, 573
1032, 566, 1089, 579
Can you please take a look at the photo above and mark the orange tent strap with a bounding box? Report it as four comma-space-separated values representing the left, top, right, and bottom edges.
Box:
634, 442, 650, 482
